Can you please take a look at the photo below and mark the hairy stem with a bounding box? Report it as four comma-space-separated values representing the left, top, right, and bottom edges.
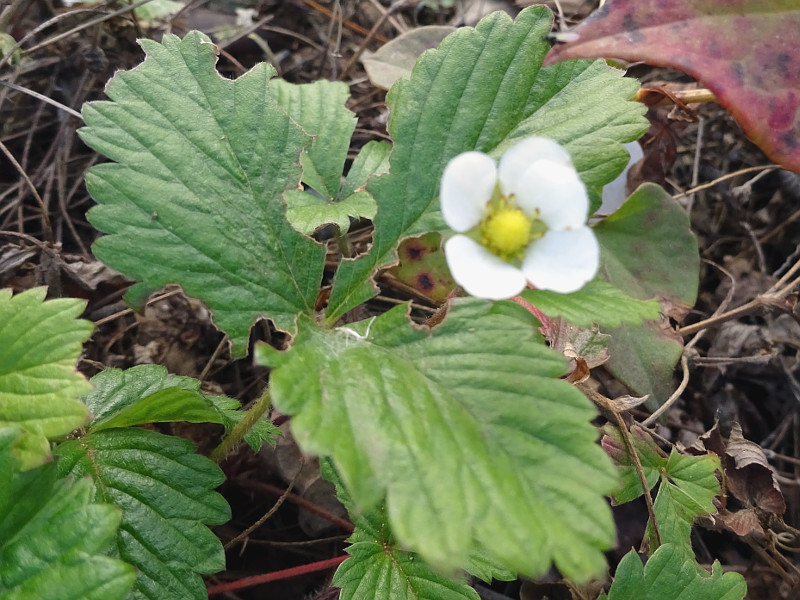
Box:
211, 388, 272, 463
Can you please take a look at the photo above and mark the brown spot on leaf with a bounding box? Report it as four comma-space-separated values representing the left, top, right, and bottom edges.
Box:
416, 273, 434, 292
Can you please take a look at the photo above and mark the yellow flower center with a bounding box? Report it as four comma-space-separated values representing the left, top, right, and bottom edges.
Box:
481, 207, 532, 259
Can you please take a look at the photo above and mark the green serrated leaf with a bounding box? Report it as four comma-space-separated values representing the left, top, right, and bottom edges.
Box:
80, 32, 326, 357
0, 427, 135, 600
55, 428, 231, 600
334, 529, 480, 600
595, 183, 700, 406
84, 365, 278, 450
325, 7, 647, 321
340, 140, 392, 200
271, 79, 356, 200
644, 452, 721, 554
261, 299, 617, 580
521, 278, 659, 329
608, 545, 746, 600
0, 288, 92, 469
503, 59, 647, 211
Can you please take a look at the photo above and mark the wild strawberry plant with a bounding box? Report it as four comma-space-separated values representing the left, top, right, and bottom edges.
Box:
1, 5, 762, 600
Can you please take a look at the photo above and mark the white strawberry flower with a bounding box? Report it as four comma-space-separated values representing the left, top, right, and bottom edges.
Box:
441, 137, 599, 300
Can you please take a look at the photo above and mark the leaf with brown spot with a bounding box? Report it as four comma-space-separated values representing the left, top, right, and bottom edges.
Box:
545, 0, 800, 172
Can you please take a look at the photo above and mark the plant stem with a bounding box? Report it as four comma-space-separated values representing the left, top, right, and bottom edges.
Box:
210, 388, 272, 463
206, 555, 348, 596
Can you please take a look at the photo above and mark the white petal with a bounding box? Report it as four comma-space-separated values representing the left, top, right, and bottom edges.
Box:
440, 151, 496, 232
445, 235, 527, 300
499, 137, 572, 197
515, 161, 589, 230
521, 226, 599, 293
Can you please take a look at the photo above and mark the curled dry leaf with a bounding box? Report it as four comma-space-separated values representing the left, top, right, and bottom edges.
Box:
687, 421, 785, 537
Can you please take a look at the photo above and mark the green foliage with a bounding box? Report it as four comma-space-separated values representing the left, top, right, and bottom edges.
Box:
603, 425, 721, 557
522, 278, 659, 329
325, 6, 648, 322
605, 545, 746, 600
80, 32, 326, 357
0, 288, 92, 469
261, 300, 617, 580
0, 427, 135, 600
595, 183, 700, 406
55, 428, 230, 600
85, 364, 278, 450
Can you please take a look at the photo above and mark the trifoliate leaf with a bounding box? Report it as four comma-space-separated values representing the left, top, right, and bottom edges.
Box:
644, 452, 721, 555
80, 32, 326, 357
607, 545, 746, 600
0, 288, 92, 469
261, 299, 617, 581
55, 428, 231, 600
0, 427, 135, 600
325, 7, 647, 321
595, 183, 700, 407
521, 278, 659, 329
334, 529, 480, 600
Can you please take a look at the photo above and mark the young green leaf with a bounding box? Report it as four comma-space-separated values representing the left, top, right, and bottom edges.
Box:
325, 7, 647, 321
339, 140, 392, 200
607, 545, 746, 600
84, 364, 279, 450
0, 288, 92, 469
644, 452, 721, 555
334, 529, 480, 600
271, 79, 356, 201
601, 425, 666, 504
545, 0, 800, 173
595, 183, 699, 406
0, 427, 135, 600
80, 32, 326, 357
261, 299, 618, 580
55, 428, 231, 600
521, 278, 659, 329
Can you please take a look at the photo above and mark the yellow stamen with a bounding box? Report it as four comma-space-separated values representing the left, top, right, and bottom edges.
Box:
481, 206, 532, 260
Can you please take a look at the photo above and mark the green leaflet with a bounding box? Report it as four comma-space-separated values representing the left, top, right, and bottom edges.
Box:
85, 365, 278, 450
80, 32, 326, 357
595, 183, 700, 406
0, 427, 134, 600
521, 278, 659, 329
606, 545, 745, 600
55, 428, 230, 600
0, 288, 92, 469
260, 299, 617, 580
325, 7, 647, 322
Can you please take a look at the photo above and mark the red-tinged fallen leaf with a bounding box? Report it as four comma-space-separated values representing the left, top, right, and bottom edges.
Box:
545, 0, 800, 173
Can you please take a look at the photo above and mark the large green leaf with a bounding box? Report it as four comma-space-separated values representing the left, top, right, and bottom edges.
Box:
55, 428, 230, 600
606, 545, 746, 600
0, 427, 135, 600
595, 183, 700, 406
0, 288, 92, 469
325, 7, 647, 322
80, 32, 326, 357
84, 365, 278, 450
260, 300, 617, 580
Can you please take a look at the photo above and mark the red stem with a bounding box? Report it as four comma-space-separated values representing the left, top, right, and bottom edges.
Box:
206, 555, 349, 596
